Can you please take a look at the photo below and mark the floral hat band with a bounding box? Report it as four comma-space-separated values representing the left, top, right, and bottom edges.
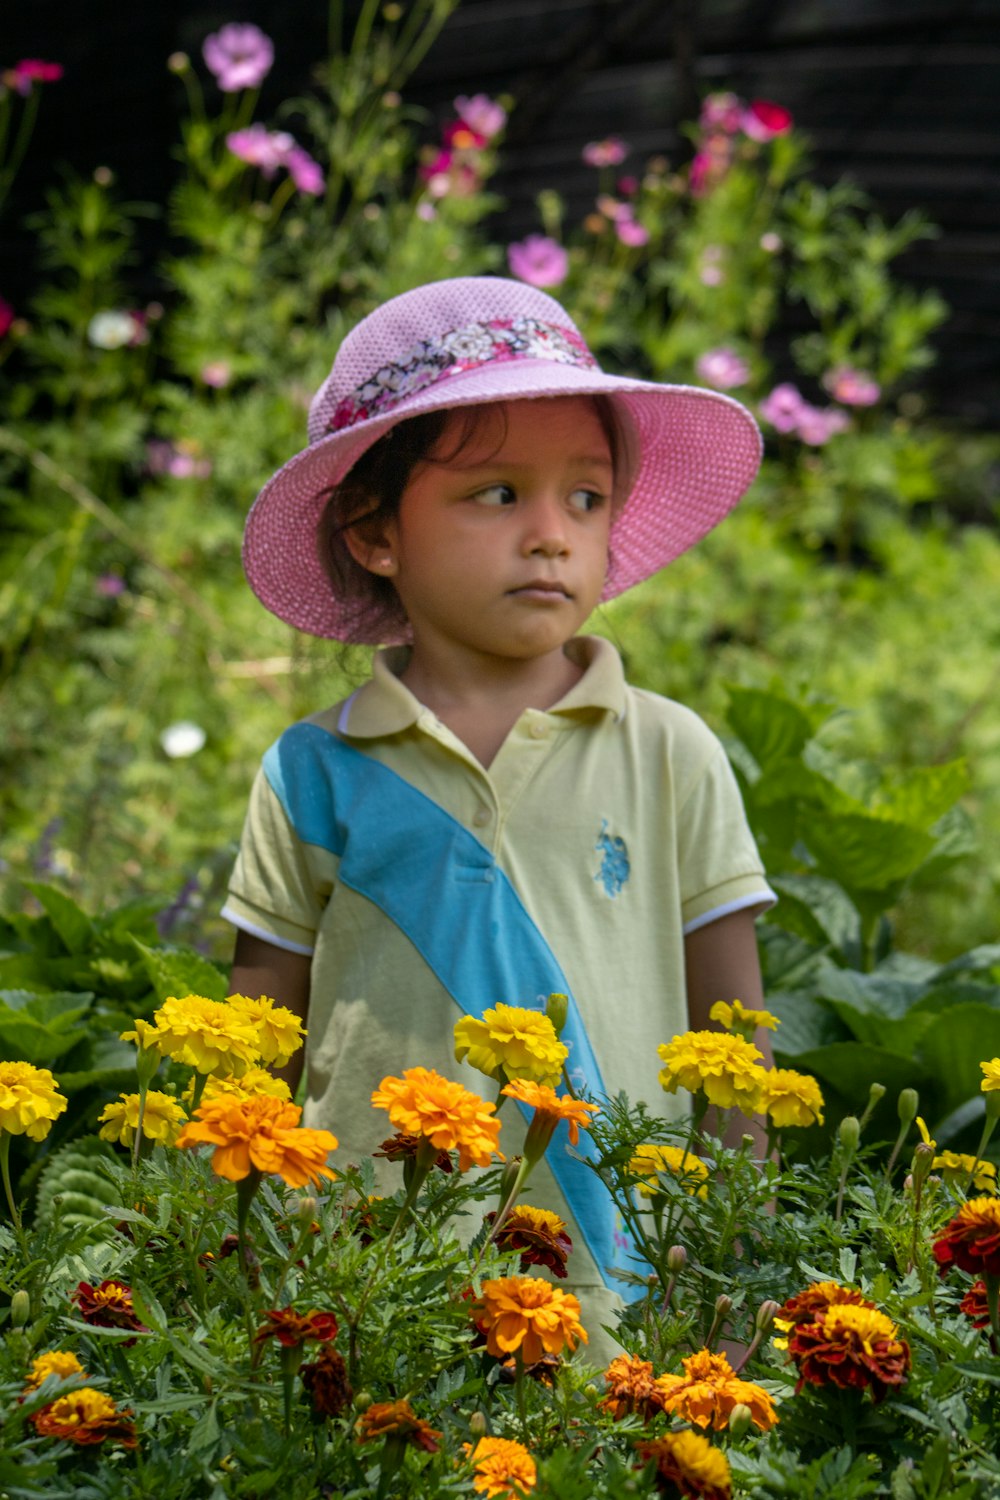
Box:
327, 317, 598, 434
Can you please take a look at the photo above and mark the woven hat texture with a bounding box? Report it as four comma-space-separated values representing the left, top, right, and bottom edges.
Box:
243, 276, 762, 643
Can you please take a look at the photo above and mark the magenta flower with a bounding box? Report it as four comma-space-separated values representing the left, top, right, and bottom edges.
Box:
617, 175, 639, 197
0, 297, 13, 338
202, 23, 274, 92
582, 137, 627, 168
95, 573, 126, 598
796, 405, 850, 445
286, 146, 325, 195
823, 366, 881, 406
696, 347, 750, 390
507, 234, 569, 288
698, 245, 726, 286
616, 215, 649, 247
759, 383, 807, 434
146, 440, 212, 479
9, 59, 63, 94
200, 361, 232, 388
226, 124, 293, 177
454, 93, 507, 141
699, 91, 743, 133
742, 99, 794, 141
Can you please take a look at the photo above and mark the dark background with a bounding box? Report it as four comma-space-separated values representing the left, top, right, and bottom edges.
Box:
5, 0, 999, 428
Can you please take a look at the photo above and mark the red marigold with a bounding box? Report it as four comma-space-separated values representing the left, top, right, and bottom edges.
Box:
356, 1398, 441, 1452
488, 1204, 573, 1277
71, 1280, 148, 1341
788, 1303, 910, 1404
933, 1198, 1000, 1279
374, 1131, 453, 1173
635, 1429, 731, 1500
960, 1280, 990, 1330
32, 1388, 137, 1449
301, 1345, 353, 1417
254, 1307, 339, 1348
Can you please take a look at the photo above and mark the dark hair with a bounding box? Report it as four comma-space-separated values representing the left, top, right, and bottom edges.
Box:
316, 396, 628, 643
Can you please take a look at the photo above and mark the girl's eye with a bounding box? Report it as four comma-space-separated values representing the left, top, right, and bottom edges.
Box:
471, 484, 516, 507
569, 488, 606, 513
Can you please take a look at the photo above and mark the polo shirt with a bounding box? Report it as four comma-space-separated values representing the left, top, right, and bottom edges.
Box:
223, 635, 774, 1348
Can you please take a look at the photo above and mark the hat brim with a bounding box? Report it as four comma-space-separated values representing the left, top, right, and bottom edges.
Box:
242, 358, 761, 643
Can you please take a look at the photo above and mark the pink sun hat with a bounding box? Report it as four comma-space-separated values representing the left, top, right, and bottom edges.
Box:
243, 276, 762, 643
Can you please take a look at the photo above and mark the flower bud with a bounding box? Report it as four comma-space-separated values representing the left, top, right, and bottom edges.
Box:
10, 1290, 30, 1329
93, 166, 114, 188
714, 1293, 733, 1318
354, 1390, 373, 1412
468, 1411, 487, 1437
545, 992, 569, 1037
728, 1402, 753, 1440
295, 1196, 318, 1222
867, 1083, 886, 1109
666, 1244, 687, 1275
755, 1299, 780, 1334
897, 1088, 919, 1126
911, 1141, 935, 1189
839, 1115, 860, 1152
167, 51, 190, 74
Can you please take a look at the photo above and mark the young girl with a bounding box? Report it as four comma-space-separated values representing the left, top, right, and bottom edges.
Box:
224, 276, 776, 1342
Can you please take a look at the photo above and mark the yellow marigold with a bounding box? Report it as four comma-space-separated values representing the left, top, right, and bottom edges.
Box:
980, 1059, 1000, 1092
24, 1351, 86, 1391
629, 1143, 709, 1199
122, 994, 261, 1077
198, 1066, 292, 1105
465, 1435, 538, 1497
225, 993, 305, 1067
454, 1004, 568, 1087
97, 1091, 187, 1148
655, 1348, 778, 1432
0, 1061, 67, 1141
709, 999, 778, 1034
657, 1031, 765, 1115
370, 1067, 502, 1171
931, 1151, 997, 1193
475, 1275, 587, 1364
758, 1068, 825, 1128
500, 1078, 599, 1165
634, 1429, 731, 1500
175, 1095, 337, 1188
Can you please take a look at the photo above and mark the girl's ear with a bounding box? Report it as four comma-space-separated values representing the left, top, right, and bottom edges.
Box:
342, 514, 399, 578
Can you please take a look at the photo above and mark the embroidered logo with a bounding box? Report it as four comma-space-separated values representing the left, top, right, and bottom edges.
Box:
594, 819, 630, 898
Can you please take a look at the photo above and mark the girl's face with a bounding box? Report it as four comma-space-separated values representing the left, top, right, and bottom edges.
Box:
378, 397, 614, 672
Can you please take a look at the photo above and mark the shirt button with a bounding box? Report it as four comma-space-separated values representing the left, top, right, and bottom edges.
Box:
529, 720, 548, 740
472, 806, 491, 828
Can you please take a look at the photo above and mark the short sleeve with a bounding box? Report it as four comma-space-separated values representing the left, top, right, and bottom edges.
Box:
675, 741, 776, 935
222, 764, 333, 955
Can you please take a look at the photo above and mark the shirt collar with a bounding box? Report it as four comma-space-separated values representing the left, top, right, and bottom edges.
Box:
339, 635, 627, 740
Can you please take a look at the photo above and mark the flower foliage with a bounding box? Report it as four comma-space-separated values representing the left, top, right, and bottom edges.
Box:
254, 1307, 339, 1348
600, 1353, 667, 1422
72, 1280, 148, 1338
629, 1143, 709, 1199
24, 1351, 85, 1390
454, 1003, 568, 1086
175, 1095, 337, 1188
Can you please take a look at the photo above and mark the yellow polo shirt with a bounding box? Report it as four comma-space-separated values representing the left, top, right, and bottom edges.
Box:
223, 635, 774, 1352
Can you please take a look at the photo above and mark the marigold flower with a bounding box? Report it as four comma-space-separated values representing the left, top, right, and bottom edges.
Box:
758, 1069, 825, 1128
657, 1031, 765, 1115
465, 1435, 538, 1497
98, 1090, 187, 1147
72, 1280, 148, 1338
981, 1059, 1000, 1092
629, 1143, 709, 1199
175, 1095, 337, 1188
960, 1280, 990, 1330
301, 1345, 353, 1417
772, 1280, 869, 1347
371, 1067, 502, 1171
788, 1304, 910, 1404
933, 1197, 1000, 1279
225, 993, 305, 1067
489, 1204, 573, 1277
454, 1003, 568, 1087
198, 1066, 292, 1105
600, 1353, 667, 1421
0, 1061, 67, 1140
373, 1132, 453, 1173
500, 1078, 599, 1158
634, 1429, 731, 1500
475, 1275, 587, 1364
24, 1351, 86, 1391
32, 1388, 137, 1448
931, 1151, 997, 1194
655, 1348, 778, 1432
708, 999, 778, 1034
254, 1307, 339, 1348
122, 994, 261, 1077
356, 1398, 441, 1452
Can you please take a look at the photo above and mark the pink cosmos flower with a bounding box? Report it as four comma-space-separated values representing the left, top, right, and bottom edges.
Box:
95, 573, 126, 598
759, 231, 783, 254
454, 93, 507, 141
616, 215, 649, 247
286, 146, 325, 195
742, 99, 794, 141
796, 405, 850, 445
582, 137, 627, 168
699, 91, 743, 133
201, 361, 232, 388
698, 246, 726, 286
0, 297, 13, 338
443, 119, 486, 150
507, 234, 569, 288
759, 383, 807, 434
202, 23, 274, 92
696, 347, 750, 390
416, 201, 437, 222
146, 440, 212, 479
823, 366, 881, 406
689, 132, 733, 197
226, 124, 293, 177
9, 59, 63, 94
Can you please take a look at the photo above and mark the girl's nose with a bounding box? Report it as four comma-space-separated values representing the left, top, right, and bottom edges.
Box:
521, 493, 569, 556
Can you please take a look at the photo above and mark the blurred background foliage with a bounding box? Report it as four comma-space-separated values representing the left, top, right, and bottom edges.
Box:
1, 0, 998, 987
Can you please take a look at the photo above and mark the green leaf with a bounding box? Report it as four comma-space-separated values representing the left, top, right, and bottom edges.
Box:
791, 1042, 929, 1104
769, 992, 848, 1056
724, 684, 822, 772
915, 1005, 1000, 1117
0, 990, 95, 1063
870, 760, 969, 830
768, 874, 862, 959
806, 812, 935, 894
133, 939, 228, 1004
21, 881, 96, 955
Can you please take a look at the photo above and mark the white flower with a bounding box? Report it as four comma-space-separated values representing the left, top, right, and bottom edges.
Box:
87, 310, 139, 349
160, 721, 207, 758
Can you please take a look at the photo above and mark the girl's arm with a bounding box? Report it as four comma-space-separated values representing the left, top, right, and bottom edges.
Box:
230, 930, 312, 1095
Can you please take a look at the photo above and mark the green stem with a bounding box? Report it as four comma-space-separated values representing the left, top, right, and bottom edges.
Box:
0, 1133, 30, 1261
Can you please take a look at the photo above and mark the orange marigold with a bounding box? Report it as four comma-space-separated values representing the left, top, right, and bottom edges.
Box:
932, 1197, 1000, 1279
475, 1275, 587, 1364
600, 1353, 667, 1421
174, 1095, 336, 1188
655, 1348, 778, 1432
355, 1398, 441, 1452
500, 1078, 598, 1164
465, 1435, 538, 1497
32, 1388, 137, 1449
371, 1068, 502, 1171
787, 1303, 910, 1404
635, 1428, 731, 1500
